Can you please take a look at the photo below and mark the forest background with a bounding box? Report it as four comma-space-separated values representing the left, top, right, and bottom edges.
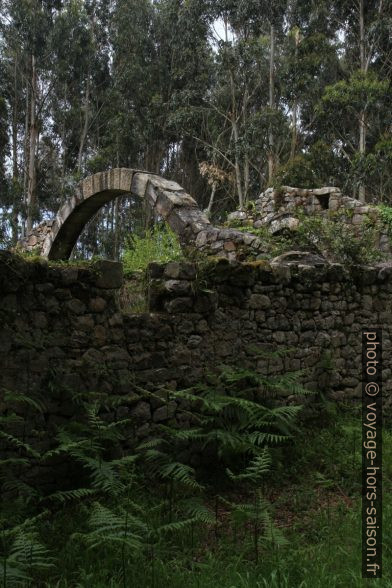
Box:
0, 0, 391, 258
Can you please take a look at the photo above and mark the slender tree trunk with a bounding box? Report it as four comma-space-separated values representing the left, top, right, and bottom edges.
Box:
206, 182, 217, 217
290, 29, 300, 161
26, 54, 38, 235
78, 73, 90, 175
290, 101, 298, 161
60, 84, 67, 201
268, 23, 275, 183
229, 68, 243, 209
358, 0, 366, 202
11, 57, 19, 243
21, 79, 30, 239
243, 85, 250, 203
231, 94, 243, 209
224, 16, 243, 209
114, 197, 120, 260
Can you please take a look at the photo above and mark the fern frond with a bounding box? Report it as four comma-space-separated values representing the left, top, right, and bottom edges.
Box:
1, 476, 40, 500
43, 488, 97, 504
0, 457, 30, 468
156, 517, 198, 535
136, 438, 168, 451
181, 498, 215, 524
226, 450, 272, 483
75, 503, 147, 553
158, 462, 202, 490
247, 431, 291, 446
81, 457, 125, 495
3, 389, 46, 413
0, 431, 40, 458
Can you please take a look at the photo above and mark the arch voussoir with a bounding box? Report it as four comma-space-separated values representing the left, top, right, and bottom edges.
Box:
18, 168, 265, 261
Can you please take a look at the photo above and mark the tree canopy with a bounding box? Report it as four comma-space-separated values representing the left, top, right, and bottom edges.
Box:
0, 0, 391, 256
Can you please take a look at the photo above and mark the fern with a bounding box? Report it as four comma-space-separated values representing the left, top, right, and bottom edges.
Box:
226, 449, 272, 483
181, 498, 215, 525
0, 431, 41, 459
43, 488, 98, 504
0, 523, 55, 587
74, 502, 147, 554
3, 389, 46, 413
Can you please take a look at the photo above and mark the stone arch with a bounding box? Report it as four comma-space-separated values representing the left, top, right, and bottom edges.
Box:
19, 168, 266, 261
23, 169, 212, 260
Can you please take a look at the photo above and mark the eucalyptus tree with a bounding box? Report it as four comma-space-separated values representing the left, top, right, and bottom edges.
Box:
315, 0, 391, 201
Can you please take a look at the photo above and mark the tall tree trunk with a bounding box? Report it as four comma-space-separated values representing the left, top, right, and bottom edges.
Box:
243, 85, 250, 203
290, 101, 298, 161
114, 197, 120, 260
358, 0, 366, 202
206, 182, 217, 217
230, 73, 243, 210
26, 54, 38, 235
290, 29, 300, 162
225, 16, 243, 209
78, 73, 90, 175
268, 24, 275, 183
11, 57, 19, 243
21, 80, 29, 239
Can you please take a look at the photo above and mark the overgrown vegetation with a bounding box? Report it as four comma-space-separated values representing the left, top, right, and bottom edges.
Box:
1, 361, 391, 587
229, 211, 385, 265
122, 225, 183, 276
378, 204, 392, 239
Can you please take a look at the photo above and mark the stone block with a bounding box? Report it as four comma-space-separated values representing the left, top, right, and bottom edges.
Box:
249, 294, 271, 309
93, 260, 123, 289
119, 168, 133, 192
131, 172, 150, 197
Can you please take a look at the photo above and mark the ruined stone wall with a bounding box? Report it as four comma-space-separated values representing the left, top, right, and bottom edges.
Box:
1, 251, 391, 460
229, 186, 392, 254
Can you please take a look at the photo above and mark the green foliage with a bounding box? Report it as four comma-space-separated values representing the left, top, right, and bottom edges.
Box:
1, 384, 391, 586
122, 225, 183, 275
272, 155, 322, 189
377, 204, 392, 236
293, 214, 383, 265
320, 70, 389, 114
229, 211, 384, 265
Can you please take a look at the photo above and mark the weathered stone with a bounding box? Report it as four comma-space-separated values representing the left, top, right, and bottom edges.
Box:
108, 313, 123, 327
271, 251, 326, 266
187, 335, 202, 348
130, 401, 151, 421
224, 241, 236, 251
164, 297, 193, 313
164, 279, 192, 295
89, 297, 107, 312
93, 324, 107, 345
93, 260, 123, 289
153, 401, 177, 422
163, 261, 196, 280
77, 315, 95, 331
227, 211, 248, 222
66, 299, 86, 314
249, 294, 271, 309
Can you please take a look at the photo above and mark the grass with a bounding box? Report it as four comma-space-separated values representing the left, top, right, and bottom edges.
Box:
2, 402, 390, 587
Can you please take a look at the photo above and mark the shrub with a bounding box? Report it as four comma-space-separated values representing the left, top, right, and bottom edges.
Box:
122, 224, 183, 275
292, 214, 383, 265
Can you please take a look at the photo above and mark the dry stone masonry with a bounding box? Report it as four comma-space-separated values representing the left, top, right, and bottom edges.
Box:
1, 251, 391, 466
228, 185, 392, 254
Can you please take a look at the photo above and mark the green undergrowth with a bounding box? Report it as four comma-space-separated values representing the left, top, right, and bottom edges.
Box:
1, 367, 391, 587
122, 225, 183, 276
227, 210, 387, 265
